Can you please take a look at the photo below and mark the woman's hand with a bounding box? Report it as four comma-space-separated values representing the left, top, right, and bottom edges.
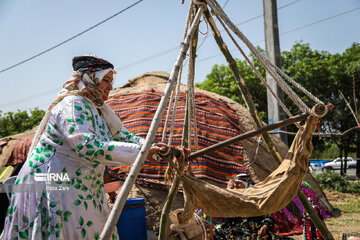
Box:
227, 179, 236, 189
257, 224, 269, 236
146, 143, 169, 164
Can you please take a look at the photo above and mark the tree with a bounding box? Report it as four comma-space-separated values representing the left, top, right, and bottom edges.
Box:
0, 108, 45, 138
197, 51, 268, 120
340, 43, 360, 175
196, 42, 360, 163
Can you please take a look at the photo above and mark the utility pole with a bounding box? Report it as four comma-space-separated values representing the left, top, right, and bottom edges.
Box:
263, 0, 288, 145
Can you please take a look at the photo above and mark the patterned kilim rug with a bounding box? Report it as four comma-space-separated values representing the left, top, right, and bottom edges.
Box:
107, 89, 246, 185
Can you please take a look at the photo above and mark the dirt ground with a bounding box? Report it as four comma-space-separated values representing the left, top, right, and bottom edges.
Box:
323, 190, 360, 239
108, 182, 360, 239
293, 190, 360, 240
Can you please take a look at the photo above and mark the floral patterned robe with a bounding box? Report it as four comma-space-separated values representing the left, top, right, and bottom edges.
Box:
3, 95, 146, 240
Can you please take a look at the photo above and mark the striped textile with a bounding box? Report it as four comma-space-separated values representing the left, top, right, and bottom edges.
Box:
107, 89, 246, 185
5, 135, 34, 167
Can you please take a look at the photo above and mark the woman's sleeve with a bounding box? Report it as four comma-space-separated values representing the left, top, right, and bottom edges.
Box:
112, 126, 145, 146
112, 125, 160, 162
56, 96, 141, 166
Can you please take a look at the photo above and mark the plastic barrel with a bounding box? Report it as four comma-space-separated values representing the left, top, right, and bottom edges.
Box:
117, 198, 147, 240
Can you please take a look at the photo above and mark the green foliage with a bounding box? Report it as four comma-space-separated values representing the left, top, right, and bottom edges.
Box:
196, 53, 268, 120
315, 170, 360, 194
311, 143, 340, 160
0, 108, 45, 138
311, 143, 357, 160
196, 42, 360, 151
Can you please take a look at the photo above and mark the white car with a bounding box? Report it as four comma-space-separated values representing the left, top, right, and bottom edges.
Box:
309, 162, 323, 172
323, 157, 357, 170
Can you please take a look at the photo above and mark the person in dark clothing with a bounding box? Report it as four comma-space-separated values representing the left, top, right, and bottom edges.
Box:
213, 214, 276, 240
302, 196, 324, 240
213, 173, 293, 240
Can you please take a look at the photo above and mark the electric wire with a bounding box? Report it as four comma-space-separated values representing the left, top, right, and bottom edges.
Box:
116, 47, 179, 71
280, 6, 360, 36
120, 0, 301, 72
0, 87, 60, 108
0, 0, 144, 74
2, 2, 358, 109
117, 0, 232, 72
197, 5, 360, 63
233, 0, 301, 27
0, 0, 296, 76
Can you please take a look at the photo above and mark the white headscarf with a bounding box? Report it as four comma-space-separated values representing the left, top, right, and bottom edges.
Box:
28, 69, 122, 154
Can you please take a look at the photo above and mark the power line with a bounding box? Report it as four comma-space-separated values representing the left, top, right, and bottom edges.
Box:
0, 0, 319, 109
233, 0, 302, 26
0, 0, 144, 75
278, 0, 302, 10
116, 0, 233, 72
2, 0, 234, 109
222, 0, 231, 9
193, 0, 302, 63
116, 47, 179, 71
183, 0, 232, 67
0, 0, 296, 76
197, 5, 360, 63
117, 0, 301, 71
281, 6, 360, 36
3, 2, 358, 109
0, 87, 60, 108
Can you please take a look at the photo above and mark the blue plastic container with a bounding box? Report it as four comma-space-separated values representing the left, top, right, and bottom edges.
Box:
117, 198, 147, 240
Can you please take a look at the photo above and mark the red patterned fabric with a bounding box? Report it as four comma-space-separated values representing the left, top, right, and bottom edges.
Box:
273, 210, 303, 236
107, 90, 245, 185
6, 134, 34, 166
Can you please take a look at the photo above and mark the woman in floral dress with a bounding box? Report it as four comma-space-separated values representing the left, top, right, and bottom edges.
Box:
2, 56, 165, 240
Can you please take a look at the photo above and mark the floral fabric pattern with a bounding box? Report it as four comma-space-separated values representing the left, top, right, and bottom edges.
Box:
3, 95, 145, 240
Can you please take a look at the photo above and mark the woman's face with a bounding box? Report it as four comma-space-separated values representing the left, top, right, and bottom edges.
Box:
227, 179, 246, 189
233, 180, 245, 189
98, 71, 114, 100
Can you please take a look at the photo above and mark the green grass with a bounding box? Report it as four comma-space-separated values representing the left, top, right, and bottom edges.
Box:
334, 200, 360, 213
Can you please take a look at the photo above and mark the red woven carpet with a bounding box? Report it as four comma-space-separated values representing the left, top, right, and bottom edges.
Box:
107, 89, 245, 185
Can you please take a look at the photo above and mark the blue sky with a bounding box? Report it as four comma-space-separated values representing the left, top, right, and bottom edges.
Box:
0, 0, 359, 113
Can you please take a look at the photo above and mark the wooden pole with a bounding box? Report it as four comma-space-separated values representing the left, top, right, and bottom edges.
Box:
158, 169, 185, 240
203, 5, 334, 240
297, 190, 334, 240
189, 112, 308, 160
158, 7, 200, 239
263, 0, 288, 145
99, 7, 204, 240
202, 7, 282, 164
181, 93, 190, 147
